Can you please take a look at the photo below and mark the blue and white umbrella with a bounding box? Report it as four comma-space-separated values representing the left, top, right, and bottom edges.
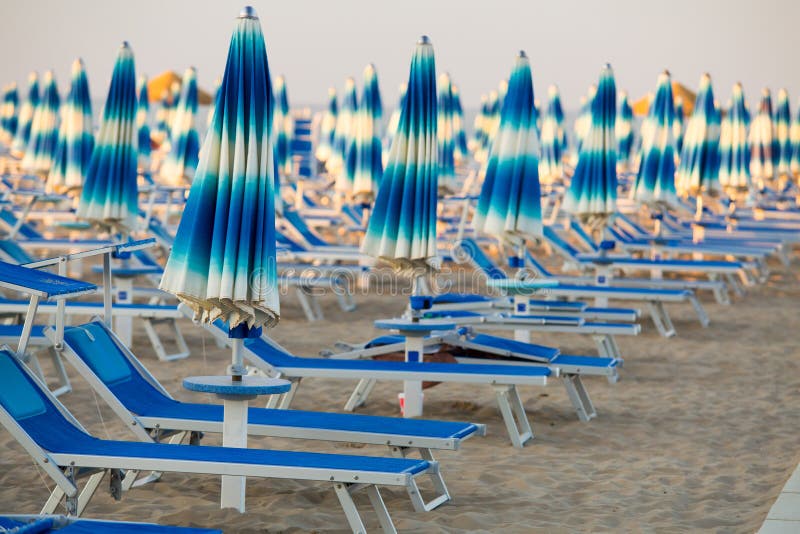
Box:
718, 83, 751, 193
21, 70, 60, 174
675, 73, 721, 196
315, 86, 337, 165
351, 64, 384, 202
539, 84, 566, 183
273, 74, 293, 179
436, 72, 457, 193
790, 98, 800, 178
330, 77, 357, 191
451, 82, 468, 163
383, 82, 406, 166
632, 70, 678, 209
77, 42, 139, 233
361, 36, 438, 273
563, 64, 617, 222
161, 67, 200, 184
774, 88, 792, 178
616, 90, 634, 170
10, 73, 39, 157
748, 88, 778, 184
136, 75, 151, 170
573, 84, 596, 155
47, 59, 93, 193
160, 7, 280, 331
473, 51, 542, 246
153, 94, 171, 144
206, 76, 222, 129
0, 83, 19, 144
673, 97, 685, 155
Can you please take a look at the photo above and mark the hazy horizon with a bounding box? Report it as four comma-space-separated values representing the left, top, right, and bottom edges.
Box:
3, 0, 799, 113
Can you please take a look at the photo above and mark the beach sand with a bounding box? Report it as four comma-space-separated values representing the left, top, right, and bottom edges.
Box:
1, 258, 798, 533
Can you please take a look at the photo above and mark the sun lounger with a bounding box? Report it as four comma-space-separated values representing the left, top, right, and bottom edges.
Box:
0, 515, 221, 533
0, 349, 435, 532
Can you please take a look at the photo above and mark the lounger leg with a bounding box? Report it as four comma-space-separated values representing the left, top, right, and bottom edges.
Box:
709, 274, 731, 305
647, 302, 676, 338
592, 335, 610, 358
561, 375, 596, 422
76, 471, 106, 515
335, 287, 357, 312
493, 385, 533, 448
48, 348, 72, 397
366, 485, 398, 534
688, 294, 710, 328
142, 318, 191, 362
725, 273, 745, 297
126, 431, 187, 489
266, 378, 300, 409
41, 486, 66, 515
333, 483, 368, 534
295, 288, 320, 322
344, 379, 377, 411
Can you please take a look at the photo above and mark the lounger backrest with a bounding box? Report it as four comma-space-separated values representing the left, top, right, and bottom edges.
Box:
283, 209, 328, 247
0, 352, 48, 420
0, 239, 34, 264
456, 238, 506, 280
542, 226, 580, 258
0, 209, 41, 240
62, 322, 175, 414
568, 221, 600, 251
522, 250, 553, 277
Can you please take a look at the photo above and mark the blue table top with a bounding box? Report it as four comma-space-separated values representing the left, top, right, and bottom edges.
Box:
183, 375, 292, 396
374, 318, 456, 332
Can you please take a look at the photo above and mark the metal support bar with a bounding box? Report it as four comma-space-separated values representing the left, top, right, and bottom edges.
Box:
493, 385, 533, 448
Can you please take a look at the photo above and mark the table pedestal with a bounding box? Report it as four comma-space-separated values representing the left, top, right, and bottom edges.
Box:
115, 277, 134, 347
512, 295, 531, 343
221, 396, 252, 512
403, 335, 425, 418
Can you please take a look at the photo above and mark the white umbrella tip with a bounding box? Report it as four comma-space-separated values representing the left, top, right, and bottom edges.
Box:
418, 35, 431, 45
239, 6, 258, 19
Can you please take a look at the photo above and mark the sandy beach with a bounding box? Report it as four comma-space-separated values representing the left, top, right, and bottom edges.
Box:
0, 252, 797, 533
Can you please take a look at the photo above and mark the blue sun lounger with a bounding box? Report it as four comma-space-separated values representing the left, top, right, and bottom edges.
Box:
452, 237, 709, 337
0, 515, 221, 533
192, 310, 550, 448
53, 319, 484, 510
0, 350, 434, 532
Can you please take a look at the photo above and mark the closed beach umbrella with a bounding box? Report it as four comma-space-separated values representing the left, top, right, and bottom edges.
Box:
161, 66, 200, 184
314, 86, 337, 165
718, 83, 751, 193
539, 84, 567, 183
351, 64, 384, 202
206, 76, 222, 129
436, 72, 457, 193
748, 88, 778, 184
10, 73, 39, 157
451, 82, 468, 162
136, 75, 151, 169
47, 59, 93, 192
790, 99, 800, 177
0, 83, 19, 144
273, 75, 293, 179
160, 6, 280, 332
616, 90, 634, 169
774, 88, 792, 178
473, 51, 542, 246
675, 73, 721, 196
21, 70, 61, 174
77, 42, 139, 233
383, 83, 406, 165
673, 97, 685, 154
632, 70, 678, 209
573, 84, 597, 154
361, 35, 438, 273
330, 77, 357, 190
563, 64, 617, 222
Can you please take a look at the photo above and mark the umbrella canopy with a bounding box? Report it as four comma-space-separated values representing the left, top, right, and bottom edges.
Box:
675, 73, 721, 196
21, 70, 61, 174
383, 83, 406, 165
330, 77, 357, 190
161, 67, 200, 184
718, 83, 751, 192
361, 36, 438, 273
351, 64, 384, 202
136, 75, 151, 168
160, 6, 280, 329
206, 76, 222, 129
273, 75, 293, 178
10, 73, 39, 156
77, 42, 139, 233
573, 84, 597, 153
0, 83, 19, 144
436, 72, 458, 193
563, 64, 617, 220
616, 90, 634, 168
47, 59, 93, 192
790, 99, 800, 177
748, 88, 778, 183
632, 70, 678, 209
774, 88, 792, 178
539, 85, 566, 183
451, 82, 468, 162
673, 97, 685, 154
473, 51, 542, 246
314, 86, 337, 164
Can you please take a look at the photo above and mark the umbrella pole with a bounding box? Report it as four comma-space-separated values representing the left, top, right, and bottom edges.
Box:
510, 241, 531, 343
228, 323, 261, 381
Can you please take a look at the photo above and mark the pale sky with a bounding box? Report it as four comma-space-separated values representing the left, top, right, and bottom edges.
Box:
2, 0, 799, 112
